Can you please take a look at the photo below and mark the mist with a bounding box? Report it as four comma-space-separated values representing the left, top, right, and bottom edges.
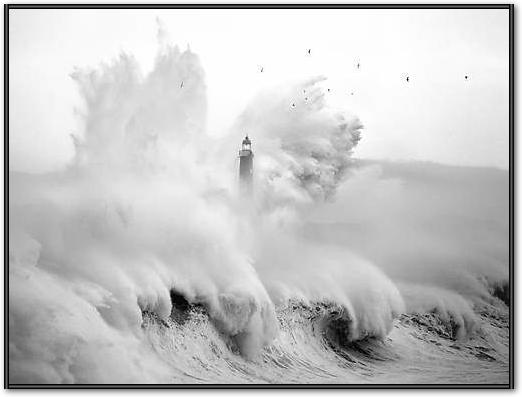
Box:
8, 34, 509, 384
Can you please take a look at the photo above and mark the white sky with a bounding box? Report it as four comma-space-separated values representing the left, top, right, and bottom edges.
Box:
9, 8, 510, 172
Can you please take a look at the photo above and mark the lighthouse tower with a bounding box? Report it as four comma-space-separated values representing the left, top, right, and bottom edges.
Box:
239, 135, 254, 196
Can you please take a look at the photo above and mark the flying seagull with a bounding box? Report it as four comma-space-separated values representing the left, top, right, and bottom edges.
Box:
406, 76, 410, 82
465, 75, 469, 80
307, 49, 311, 55
357, 62, 360, 69
260, 67, 264, 73
327, 88, 331, 92
180, 81, 184, 88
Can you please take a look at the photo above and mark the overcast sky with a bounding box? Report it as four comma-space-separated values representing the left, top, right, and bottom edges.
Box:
9, 8, 510, 172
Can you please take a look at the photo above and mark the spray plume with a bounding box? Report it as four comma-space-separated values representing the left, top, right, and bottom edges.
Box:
9, 31, 508, 384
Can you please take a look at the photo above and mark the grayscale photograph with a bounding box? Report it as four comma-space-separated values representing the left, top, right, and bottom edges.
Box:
6, 5, 512, 387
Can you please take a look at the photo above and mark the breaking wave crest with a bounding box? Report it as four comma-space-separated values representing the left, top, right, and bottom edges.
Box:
139, 290, 508, 384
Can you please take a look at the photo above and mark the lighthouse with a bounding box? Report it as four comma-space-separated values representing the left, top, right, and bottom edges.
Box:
239, 135, 254, 196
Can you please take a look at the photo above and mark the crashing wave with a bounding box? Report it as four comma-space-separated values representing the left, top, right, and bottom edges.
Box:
8, 28, 509, 384
140, 290, 508, 384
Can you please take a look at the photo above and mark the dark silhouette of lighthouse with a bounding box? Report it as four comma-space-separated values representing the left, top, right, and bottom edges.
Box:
239, 135, 254, 196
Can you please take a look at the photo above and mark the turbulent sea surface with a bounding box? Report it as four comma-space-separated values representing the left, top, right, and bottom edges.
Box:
142, 294, 509, 384
8, 38, 509, 384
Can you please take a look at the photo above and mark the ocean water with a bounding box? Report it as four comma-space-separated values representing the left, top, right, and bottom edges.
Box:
141, 295, 509, 384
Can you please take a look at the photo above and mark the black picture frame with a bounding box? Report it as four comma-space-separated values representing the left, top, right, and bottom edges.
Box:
4, 3, 515, 389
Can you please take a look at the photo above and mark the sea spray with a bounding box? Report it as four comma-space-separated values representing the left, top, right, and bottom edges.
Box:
9, 32, 508, 384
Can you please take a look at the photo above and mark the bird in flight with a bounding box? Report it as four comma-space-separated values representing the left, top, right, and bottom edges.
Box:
406, 76, 410, 82
307, 49, 311, 55
180, 81, 184, 88
327, 88, 330, 92
291, 103, 296, 108
357, 62, 360, 69
260, 67, 264, 73
465, 75, 469, 80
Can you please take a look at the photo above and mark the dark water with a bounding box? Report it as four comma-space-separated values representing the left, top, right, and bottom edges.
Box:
142, 295, 509, 384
